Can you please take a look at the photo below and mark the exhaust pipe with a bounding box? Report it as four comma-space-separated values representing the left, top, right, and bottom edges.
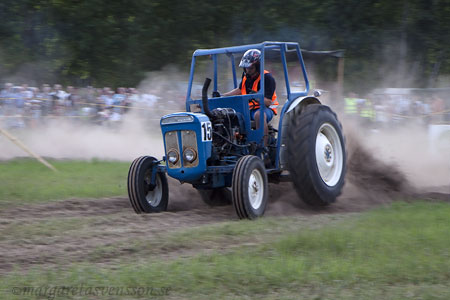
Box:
202, 78, 214, 119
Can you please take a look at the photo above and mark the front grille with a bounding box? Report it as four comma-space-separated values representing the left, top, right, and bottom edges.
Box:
165, 131, 181, 168
181, 130, 198, 168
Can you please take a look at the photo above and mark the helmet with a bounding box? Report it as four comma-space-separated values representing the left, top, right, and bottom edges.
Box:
239, 49, 261, 68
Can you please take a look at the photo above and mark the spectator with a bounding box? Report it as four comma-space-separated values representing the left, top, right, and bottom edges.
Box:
29, 87, 42, 128
66, 86, 82, 116
100, 87, 114, 107
39, 84, 52, 117
0, 83, 13, 112
50, 84, 69, 115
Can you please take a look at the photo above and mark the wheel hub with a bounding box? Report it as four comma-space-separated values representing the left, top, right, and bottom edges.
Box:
248, 170, 263, 210
316, 132, 334, 171
252, 181, 259, 193
324, 144, 333, 163
315, 123, 344, 187
145, 172, 162, 207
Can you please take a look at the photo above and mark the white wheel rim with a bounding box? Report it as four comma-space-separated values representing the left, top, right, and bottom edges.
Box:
145, 173, 162, 207
315, 123, 344, 187
248, 169, 264, 210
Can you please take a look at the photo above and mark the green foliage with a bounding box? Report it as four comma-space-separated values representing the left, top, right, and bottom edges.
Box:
0, 158, 129, 205
0, 0, 449, 91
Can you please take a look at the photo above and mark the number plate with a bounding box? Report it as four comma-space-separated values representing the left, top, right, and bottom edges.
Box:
201, 121, 212, 141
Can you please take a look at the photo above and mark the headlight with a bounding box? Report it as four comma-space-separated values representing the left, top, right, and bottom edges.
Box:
161, 115, 194, 124
183, 148, 197, 163
167, 149, 179, 164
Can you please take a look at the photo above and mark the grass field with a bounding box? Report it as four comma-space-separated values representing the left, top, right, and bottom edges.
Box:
1, 202, 449, 299
0, 159, 129, 206
0, 159, 449, 299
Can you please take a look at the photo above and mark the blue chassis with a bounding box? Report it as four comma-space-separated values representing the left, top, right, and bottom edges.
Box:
158, 41, 310, 177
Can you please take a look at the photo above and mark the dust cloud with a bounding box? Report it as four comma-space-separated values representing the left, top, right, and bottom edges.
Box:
0, 67, 190, 161
0, 111, 165, 161
348, 124, 449, 190
273, 116, 448, 212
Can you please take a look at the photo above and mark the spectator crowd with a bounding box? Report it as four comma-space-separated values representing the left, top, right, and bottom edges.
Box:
1, 82, 449, 130
0, 83, 184, 129
344, 90, 450, 129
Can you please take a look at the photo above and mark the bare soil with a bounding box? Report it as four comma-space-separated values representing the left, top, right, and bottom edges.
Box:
0, 139, 448, 275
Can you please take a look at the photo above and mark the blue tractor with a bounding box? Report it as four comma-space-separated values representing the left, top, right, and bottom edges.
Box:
128, 41, 346, 219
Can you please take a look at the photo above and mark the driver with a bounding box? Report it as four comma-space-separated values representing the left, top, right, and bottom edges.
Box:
223, 49, 278, 144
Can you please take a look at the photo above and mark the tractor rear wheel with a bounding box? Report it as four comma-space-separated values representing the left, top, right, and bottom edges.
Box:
128, 156, 169, 213
287, 104, 346, 206
232, 155, 268, 219
198, 188, 232, 206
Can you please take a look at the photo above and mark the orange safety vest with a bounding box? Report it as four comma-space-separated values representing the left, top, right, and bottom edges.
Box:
241, 70, 278, 115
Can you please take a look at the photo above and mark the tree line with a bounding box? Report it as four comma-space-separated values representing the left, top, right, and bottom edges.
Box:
0, 0, 449, 93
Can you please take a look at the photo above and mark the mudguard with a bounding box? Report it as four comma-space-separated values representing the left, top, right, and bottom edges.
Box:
285, 96, 321, 114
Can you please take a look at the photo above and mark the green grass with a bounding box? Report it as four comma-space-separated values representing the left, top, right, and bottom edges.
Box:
1, 201, 449, 299
80, 214, 349, 263
0, 158, 129, 205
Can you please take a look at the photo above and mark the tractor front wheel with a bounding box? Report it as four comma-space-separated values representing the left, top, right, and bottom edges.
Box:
232, 155, 268, 219
128, 156, 169, 213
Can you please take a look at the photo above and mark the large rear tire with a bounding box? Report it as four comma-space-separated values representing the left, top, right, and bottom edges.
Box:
232, 155, 268, 219
128, 156, 169, 213
198, 188, 232, 206
287, 104, 346, 206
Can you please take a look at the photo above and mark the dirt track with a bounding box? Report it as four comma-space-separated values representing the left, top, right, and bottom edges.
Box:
0, 194, 227, 273
0, 138, 448, 275
0, 177, 447, 275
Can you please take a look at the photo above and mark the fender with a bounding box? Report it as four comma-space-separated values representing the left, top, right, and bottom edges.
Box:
278, 95, 322, 170
285, 96, 321, 114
